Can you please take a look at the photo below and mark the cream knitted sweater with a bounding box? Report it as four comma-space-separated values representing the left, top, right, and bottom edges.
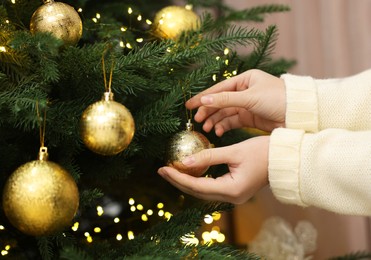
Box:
268, 69, 371, 216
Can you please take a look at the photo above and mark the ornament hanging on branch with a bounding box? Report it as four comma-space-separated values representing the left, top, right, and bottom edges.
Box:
30, 0, 83, 46
80, 57, 135, 156
2, 104, 79, 236
152, 5, 200, 40
166, 119, 212, 177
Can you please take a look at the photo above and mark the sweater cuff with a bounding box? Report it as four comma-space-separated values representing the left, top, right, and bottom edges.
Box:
268, 128, 307, 207
281, 74, 319, 132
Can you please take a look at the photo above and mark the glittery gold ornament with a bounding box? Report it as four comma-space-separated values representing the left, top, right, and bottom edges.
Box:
2, 147, 79, 236
152, 5, 200, 40
166, 121, 212, 176
80, 92, 135, 156
30, 0, 83, 46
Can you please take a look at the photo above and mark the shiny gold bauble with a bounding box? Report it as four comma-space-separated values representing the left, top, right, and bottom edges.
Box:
152, 6, 200, 40
30, 0, 83, 46
2, 148, 79, 236
80, 92, 135, 156
166, 124, 212, 176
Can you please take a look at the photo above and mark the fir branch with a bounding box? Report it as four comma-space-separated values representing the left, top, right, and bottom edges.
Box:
79, 188, 104, 209
223, 4, 291, 23
60, 246, 94, 260
250, 25, 278, 69
37, 236, 54, 260
328, 251, 371, 260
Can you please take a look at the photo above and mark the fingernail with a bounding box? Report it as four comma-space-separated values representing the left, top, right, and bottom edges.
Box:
158, 168, 166, 175
201, 95, 213, 105
182, 156, 195, 166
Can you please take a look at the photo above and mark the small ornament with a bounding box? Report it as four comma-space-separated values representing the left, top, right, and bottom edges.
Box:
152, 5, 200, 40
30, 0, 83, 46
166, 120, 212, 176
2, 147, 79, 236
80, 92, 135, 156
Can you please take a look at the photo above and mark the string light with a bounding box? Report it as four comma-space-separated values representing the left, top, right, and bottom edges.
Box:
147, 209, 153, 216
204, 214, 213, 224
0, 46, 7, 52
114, 217, 120, 223
224, 48, 230, 55
11, 0, 15, 4
158, 210, 164, 217
136, 204, 144, 211
137, 15, 142, 21
127, 231, 134, 240
128, 7, 133, 14
97, 206, 104, 216
136, 38, 143, 43
77, 8, 82, 12
116, 234, 123, 241
0, 225, 4, 230
94, 227, 101, 233
146, 19, 152, 25
141, 214, 148, 222
157, 203, 164, 209
71, 222, 79, 231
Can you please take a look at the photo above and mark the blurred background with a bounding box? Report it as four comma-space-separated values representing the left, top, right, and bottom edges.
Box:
222, 0, 371, 259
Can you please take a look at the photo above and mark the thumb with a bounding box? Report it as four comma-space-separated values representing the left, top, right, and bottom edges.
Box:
200, 91, 251, 109
182, 146, 233, 168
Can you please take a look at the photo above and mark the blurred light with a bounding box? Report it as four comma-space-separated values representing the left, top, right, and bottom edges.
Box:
121, 27, 127, 32
71, 222, 79, 231
84, 232, 90, 237
136, 204, 144, 211
136, 38, 144, 43
116, 234, 123, 241
137, 15, 142, 21
210, 230, 219, 239
180, 233, 199, 246
94, 227, 101, 233
224, 48, 230, 55
225, 59, 229, 65
0, 46, 7, 52
114, 217, 120, 223
92, 18, 98, 23
158, 210, 164, 217
157, 203, 164, 209
212, 74, 217, 81
185, 4, 193, 10
202, 231, 211, 242
128, 231, 134, 240
77, 8, 82, 12
141, 214, 148, 222
146, 19, 152, 25
97, 206, 104, 216
5, 20, 9, 23
147, 209, 153, 216
128, 7, 133, 14
87, 236, 93, 243
1, 250, 8, 256
4, 246, 10, 251
130, 205, 136, 212
216, 56, 220, 60
212, 226, 220, 232
120, 41, 125, 48
11, 0, 15, 4
164, 212, 173, 221
216, 233, 225, 243
0, 225, 4, 230
96, 13, 101, 19
204, 214, 213, 224
126, 43, 132, 49
212, 212, 222, 221
232, 70, 238, 75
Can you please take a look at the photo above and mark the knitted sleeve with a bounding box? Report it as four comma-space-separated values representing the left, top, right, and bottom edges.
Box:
268, 128, 371, 216
281, 69, 371, 132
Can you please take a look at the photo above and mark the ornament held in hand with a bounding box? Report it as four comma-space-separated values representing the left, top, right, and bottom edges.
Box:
30, 0, 83, 46
80, 92, 135, 156
152, 5, 200, 40
166, 120, 212, 176
2, 147, 79, 236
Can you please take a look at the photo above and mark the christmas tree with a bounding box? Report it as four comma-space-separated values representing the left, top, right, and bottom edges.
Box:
0, 0, 294, 259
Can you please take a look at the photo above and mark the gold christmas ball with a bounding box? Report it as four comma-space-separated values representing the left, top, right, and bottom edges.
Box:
166, 128, 212, 177
30, 0, 83, 46
80, 92, 135, 156
152, 6, 200, 40
2, 149, 79, 236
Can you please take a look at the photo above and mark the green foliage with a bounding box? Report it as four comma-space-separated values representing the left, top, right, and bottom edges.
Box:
0, 0, 295, 259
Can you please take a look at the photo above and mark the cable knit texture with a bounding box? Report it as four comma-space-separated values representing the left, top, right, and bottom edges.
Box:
269, 69, 371, 215
281, 69, 371, 132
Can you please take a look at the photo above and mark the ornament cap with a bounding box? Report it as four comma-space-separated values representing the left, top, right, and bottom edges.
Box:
38, 147, 49, 161
103, 92, 114, 101
186, 119, 193, 131
43, 0, 55, 4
